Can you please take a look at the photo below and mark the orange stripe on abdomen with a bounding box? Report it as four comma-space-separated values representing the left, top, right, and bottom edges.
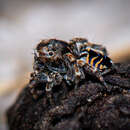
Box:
95, 58, 103, 68
90, 56, 98, 67
86, 54, 89, 64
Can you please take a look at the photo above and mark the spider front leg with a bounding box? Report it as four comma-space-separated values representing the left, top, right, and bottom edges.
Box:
73, 63, 85, 89
45, 82, 55, 105
46, 71, 63, 105
29, 72, 50, 99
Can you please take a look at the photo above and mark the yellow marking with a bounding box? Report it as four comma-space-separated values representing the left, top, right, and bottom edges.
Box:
77, 59, 85, 66
66, 53, 75, 62
86, 47, 91, 51
90, 56, 98, 67
74, 64, 79, 72
95, 58, 103, 68
74, 64, 81, 76
99, 64, 104, 70
86, 54, 89, 64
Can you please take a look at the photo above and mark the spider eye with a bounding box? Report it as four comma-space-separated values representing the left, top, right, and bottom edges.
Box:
49, 51, 54, 56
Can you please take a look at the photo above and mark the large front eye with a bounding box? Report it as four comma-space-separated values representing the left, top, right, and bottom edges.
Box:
49, 51, 54, 56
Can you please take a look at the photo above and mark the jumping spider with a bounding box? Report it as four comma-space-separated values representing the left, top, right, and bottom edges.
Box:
29, 39, 71, 99
29, 38, 116, 101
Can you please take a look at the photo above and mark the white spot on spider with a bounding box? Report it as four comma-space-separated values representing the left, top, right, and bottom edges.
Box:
47, 77, 52, 82
75, 70, 81, 76
76, 42, 82, 52
46, 86, 52, 92
87, 98, 92, 102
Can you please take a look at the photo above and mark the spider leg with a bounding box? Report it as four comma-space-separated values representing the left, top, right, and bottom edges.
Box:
96, 72, 107, 88
29, 81, 44, 100
84, 65, 108, 90
94, 70, 108, 90
45, 82, 53, 92
74, 63, 85, 89
63, 53, 76, 85
101, 62, 117, 76
29, 72, 44, 99
64, 55, 85, 89
45, 83, 55, 105
46, 71, 63, 105
101, 69, 111, 75
62, 81, 68, 99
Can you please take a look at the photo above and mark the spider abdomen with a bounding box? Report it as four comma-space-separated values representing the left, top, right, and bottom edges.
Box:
79, 48, 113, 72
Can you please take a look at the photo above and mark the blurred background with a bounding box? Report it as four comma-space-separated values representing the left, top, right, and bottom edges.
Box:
0, 0, 130, 129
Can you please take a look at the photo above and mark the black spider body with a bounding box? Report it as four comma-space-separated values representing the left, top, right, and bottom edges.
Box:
29, 38, 116, 100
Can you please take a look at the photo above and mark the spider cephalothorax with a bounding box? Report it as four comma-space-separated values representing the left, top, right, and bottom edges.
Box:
36, 39, 71, 63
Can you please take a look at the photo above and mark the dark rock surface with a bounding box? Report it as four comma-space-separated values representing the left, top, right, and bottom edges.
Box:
7, 64, 130, 130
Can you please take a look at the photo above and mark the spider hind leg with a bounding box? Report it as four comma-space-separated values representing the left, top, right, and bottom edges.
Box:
84, 65, 108, 91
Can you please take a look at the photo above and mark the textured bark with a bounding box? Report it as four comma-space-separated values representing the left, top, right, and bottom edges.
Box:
7, 63, 130, 130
